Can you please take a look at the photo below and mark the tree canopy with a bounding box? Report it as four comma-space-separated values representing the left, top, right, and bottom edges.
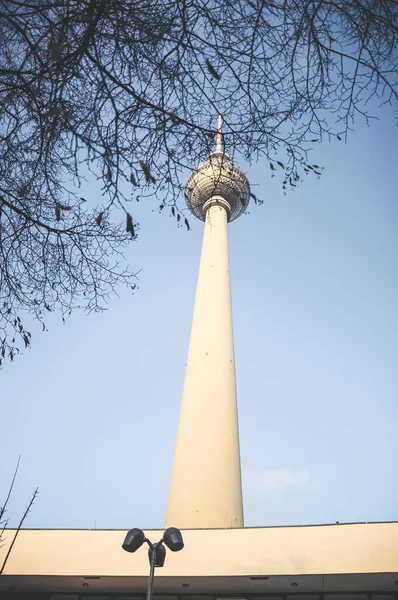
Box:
0, 0, 397, 364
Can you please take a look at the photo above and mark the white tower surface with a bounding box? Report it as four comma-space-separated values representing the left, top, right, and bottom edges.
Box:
165, 116, 250, 529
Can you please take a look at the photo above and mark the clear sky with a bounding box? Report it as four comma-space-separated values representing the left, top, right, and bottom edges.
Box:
1, 103, 397, 531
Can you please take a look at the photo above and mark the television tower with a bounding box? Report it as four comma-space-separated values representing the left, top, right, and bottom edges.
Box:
165, 116, 250, 529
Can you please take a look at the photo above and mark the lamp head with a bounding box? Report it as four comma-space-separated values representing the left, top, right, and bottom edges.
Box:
122, 528, 146, 553
163, 527, 184, 552
150, 543, 166, 567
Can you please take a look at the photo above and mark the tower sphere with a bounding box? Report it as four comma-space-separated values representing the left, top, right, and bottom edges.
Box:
185, 150, 250, 222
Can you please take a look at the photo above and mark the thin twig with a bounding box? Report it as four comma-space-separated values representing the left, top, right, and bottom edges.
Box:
0, 488, 39, 576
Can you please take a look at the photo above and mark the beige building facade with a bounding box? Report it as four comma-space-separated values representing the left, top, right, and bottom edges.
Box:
0, 523, 398, 598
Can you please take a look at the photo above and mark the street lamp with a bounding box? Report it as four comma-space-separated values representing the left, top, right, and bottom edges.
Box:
122, 527, 184, 600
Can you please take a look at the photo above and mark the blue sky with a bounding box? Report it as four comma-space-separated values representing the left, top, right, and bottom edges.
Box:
1, 104, 397, 531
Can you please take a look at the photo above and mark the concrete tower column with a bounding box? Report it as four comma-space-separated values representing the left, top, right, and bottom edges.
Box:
165, 200, 243, 529
165, 116, 250, 529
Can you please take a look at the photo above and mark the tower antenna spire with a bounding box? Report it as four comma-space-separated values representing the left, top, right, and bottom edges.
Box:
216, 114, 223, 153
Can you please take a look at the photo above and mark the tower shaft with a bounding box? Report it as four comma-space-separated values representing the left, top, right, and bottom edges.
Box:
165, 202, 244, 529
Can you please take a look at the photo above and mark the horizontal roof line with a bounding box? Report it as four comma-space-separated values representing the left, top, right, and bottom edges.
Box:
14, 521, 398, 532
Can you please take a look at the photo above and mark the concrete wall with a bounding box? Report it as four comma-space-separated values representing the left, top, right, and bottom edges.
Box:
1, 523, 397, 577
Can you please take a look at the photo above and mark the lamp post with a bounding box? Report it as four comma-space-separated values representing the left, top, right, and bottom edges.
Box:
122, 527, 184, 600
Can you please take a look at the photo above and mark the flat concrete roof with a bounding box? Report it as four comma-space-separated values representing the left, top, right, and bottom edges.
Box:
1, 523, 397, 595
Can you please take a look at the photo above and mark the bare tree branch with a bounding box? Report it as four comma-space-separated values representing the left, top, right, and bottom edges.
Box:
0, 488, 39, 576
0, 456, 21, 528
0, 0, 396, 362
